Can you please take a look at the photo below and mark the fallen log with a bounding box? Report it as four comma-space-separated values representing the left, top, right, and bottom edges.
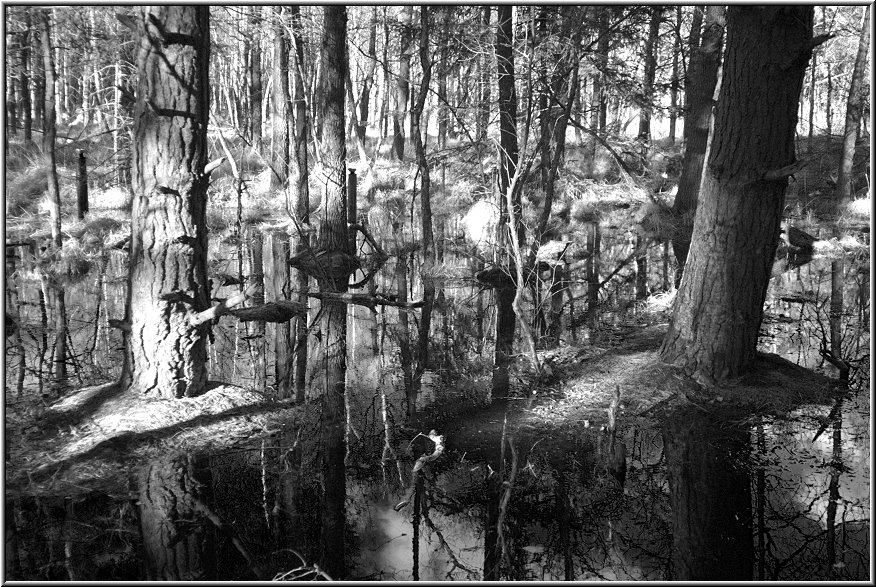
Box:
227, 300, 308, 323
306, 291, 424, 312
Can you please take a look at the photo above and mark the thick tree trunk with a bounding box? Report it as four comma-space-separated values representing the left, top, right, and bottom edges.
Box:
125, 7, 211, 399
660, 7, 814, 385
315, 6, 349, 578
834, 5, 871, 208
39, 9, 62, 250
670, 6, 725, 284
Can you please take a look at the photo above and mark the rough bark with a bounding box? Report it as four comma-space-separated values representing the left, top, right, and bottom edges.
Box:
834, 5, 871, 208
668, 7, 681, 144
315, 6, 349, 578
125, 7, 211, 398
660, 7, 814, 385
20, 15, 32, 142
671, 7, 726, 282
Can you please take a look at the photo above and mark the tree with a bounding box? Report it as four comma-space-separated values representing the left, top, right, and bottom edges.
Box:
122, 6, 212, 399
670, 6, 726, 281
38, 8, 61, 250
492, 5, 521, 398
637, 6, 661, 161
314, 6, 349, 577
660, 7, 816, 386
834, 4, 871, 209
248, 6, 263, 152
288, 4, 311, 402
392, 6, 414, 160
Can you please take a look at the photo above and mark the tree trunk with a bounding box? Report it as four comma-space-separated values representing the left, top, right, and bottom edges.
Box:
289, 5, 311, 402
670, 6, 725, 284
834, 4, 871, 208
492, 5, 520, 398
637, 6, 661, 162
477, 6, 492, 147
411, 6, 435, 418
660, 7, 814, 386
249, 6, 263, 152
357, 8, 378, 147
270, 6, 290, 190
77, 151, 88, 219
668, 6, 682, 144
392, 6, 414, 160
38, 8, 62, 250
248, 227, 266, 392
20, 17, 32, 142
315, 6, 349, 578
124, 7, 211, 399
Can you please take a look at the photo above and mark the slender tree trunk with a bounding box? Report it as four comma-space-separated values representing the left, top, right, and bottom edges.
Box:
249, 227, 266, 392
270, 6, 290, 190
492, 5, 520, 398
392, 6, 414, 160
477, 6, 492, 147
807, 49, 817, 152
660, 7, 814, 386
411, 6, 435, 419
834, 4, 871, 208
315, 7, 349, 577
249, 6, 263, 152
289, 5, 311, 402
637, 7, 661, 162
670, 6, 725, 284
123, 7, 211, 398
668, 6, 682, 144
39, 9, 62, 250
20, 18, 32, 142
357, 8, 378, 148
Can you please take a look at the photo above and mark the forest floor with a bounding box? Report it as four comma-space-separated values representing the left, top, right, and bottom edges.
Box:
7, 318, 835, 499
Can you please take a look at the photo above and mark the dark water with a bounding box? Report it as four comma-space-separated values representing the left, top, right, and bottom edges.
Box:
4, 224, 869, 581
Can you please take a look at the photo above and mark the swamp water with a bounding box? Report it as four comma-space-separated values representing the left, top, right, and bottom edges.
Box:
4, 225, 869, 580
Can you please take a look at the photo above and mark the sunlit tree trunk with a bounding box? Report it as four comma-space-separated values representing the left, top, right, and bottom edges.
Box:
38, 8, 61, 250
270, 6, 290, 190
834, 4, 871, 209
671, 6, 726, 282
660, 7, 814, 385
123, 6, 211, 398
249, 6, 263, 153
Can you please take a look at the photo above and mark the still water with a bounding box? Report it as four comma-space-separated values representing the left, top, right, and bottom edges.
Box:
4, 225, 869, 581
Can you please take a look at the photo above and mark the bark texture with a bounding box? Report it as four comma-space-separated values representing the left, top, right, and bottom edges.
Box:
126, 7, 211, 398
671, 6, 725, 281
834, 5, 871, 208
660, 7, 814, 385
